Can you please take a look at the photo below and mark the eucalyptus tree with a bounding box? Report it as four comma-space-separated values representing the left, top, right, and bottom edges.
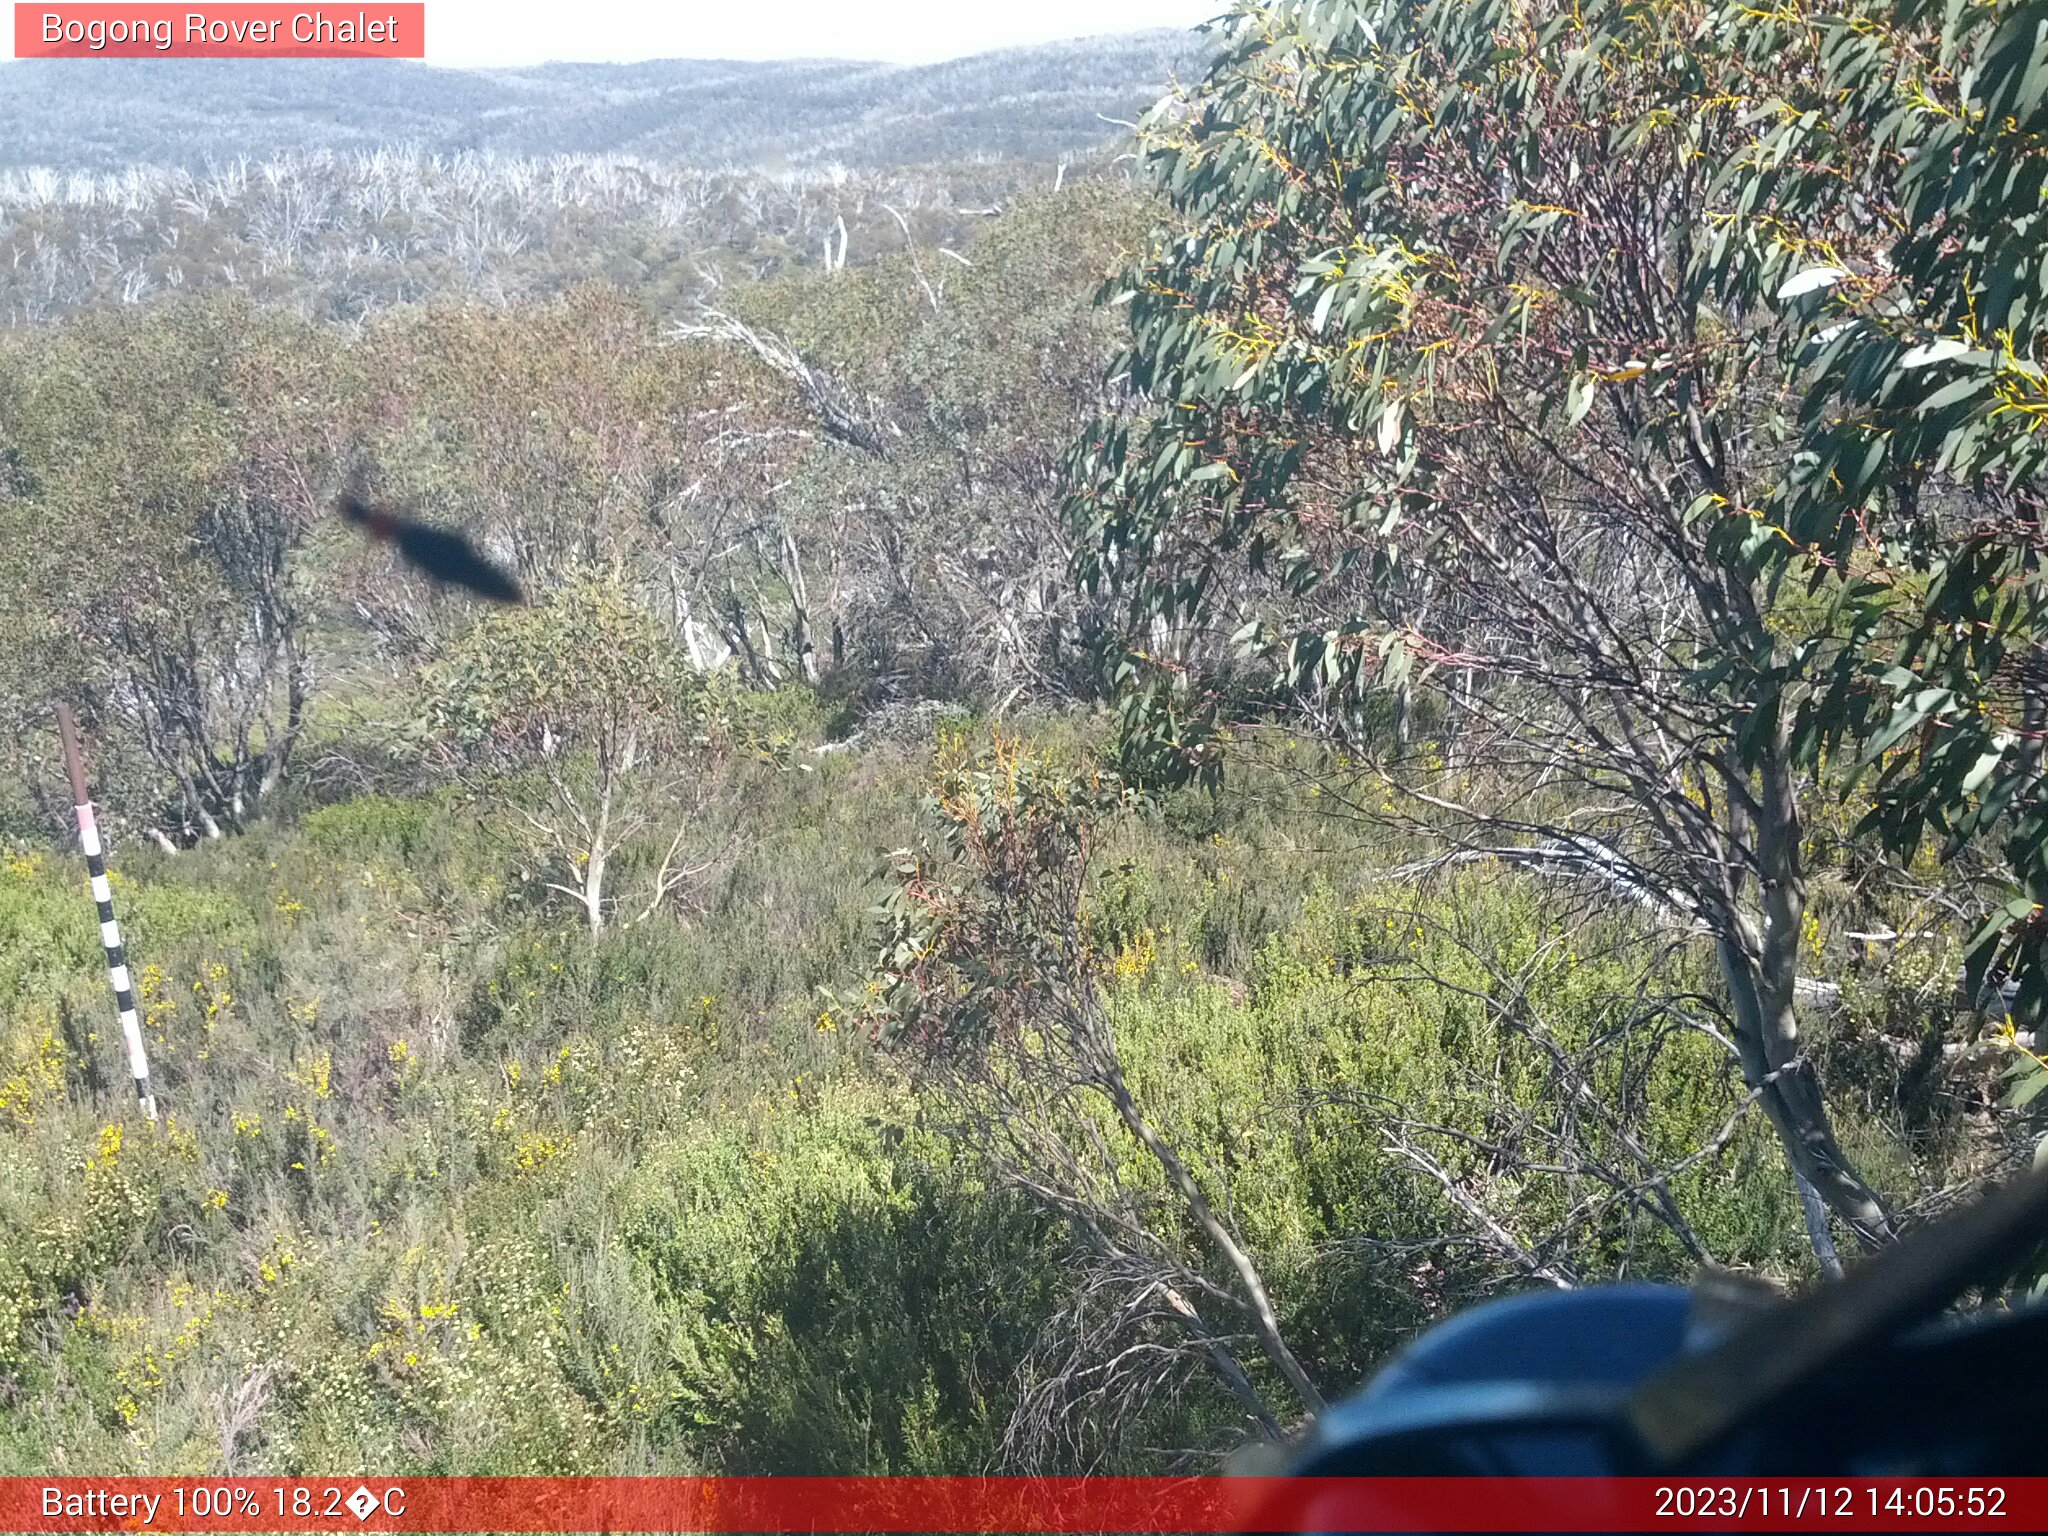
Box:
352, 293, 677, 618
0, 299, 346, 843
422, 569, 730, 936
1065, 0, 2048, 1257
1691, 0, 2048, 1034
703, 184, 1156, 707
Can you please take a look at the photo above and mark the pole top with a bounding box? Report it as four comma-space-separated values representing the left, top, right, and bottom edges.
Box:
54, 703, 91, 807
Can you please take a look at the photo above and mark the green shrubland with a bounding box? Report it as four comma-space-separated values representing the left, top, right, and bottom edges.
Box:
3, 712, 1948, 1474
4, 0, 2045, 1478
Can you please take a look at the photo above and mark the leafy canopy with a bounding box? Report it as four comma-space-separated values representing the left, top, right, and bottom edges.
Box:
1069, 0, 2048, 1016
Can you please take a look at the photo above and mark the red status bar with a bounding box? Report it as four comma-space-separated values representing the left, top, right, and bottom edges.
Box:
5, 1477, 2044, 1532
13, 6, 425, 60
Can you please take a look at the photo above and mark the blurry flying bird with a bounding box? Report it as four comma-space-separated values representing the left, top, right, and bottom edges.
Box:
338, 493, 524, 604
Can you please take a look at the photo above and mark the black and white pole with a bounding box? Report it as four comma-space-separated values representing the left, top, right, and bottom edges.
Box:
56, 703, 157, 1123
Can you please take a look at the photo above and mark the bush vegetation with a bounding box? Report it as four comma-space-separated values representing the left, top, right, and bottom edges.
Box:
5, 718, 1905, 1474
2, 0, 2043, 1478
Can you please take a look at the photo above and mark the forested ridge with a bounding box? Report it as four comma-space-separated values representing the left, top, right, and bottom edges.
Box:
0, 32, 1203, 172
1, 0, 2045, 1476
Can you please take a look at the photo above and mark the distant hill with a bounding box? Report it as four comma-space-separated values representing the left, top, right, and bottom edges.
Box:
0, 31, 1205, 172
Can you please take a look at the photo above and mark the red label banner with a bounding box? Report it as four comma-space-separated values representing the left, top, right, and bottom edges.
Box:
13, 5, 425, 59
2, 1477, 2044, 1532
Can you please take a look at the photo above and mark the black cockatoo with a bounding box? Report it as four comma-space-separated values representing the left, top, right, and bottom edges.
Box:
339, 493, 525, 604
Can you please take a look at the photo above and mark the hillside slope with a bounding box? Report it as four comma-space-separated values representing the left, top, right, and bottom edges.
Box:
0, 31, 1202, 172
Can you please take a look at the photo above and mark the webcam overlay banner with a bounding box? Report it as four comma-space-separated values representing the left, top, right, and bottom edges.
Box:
5, 1478, 2046, 1532
14, 5, 423, 58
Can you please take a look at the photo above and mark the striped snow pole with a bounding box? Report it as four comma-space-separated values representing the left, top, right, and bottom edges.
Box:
55, 704, 157, 1122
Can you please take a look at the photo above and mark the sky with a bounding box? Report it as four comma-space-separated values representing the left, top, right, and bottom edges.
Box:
423, 1, 1227, 68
